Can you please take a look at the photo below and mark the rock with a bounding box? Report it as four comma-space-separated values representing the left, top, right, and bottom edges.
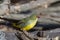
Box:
0, 31, 19, 40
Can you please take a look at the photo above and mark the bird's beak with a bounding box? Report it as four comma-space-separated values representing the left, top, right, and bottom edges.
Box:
37, 15, 40, 18
37, 13, 44, 18
37, 16, 40, 18
37, 13, 46, 18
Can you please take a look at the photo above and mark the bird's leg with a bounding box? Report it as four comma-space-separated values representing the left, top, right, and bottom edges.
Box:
22, 30, 34, 40
15, 30, 30, 40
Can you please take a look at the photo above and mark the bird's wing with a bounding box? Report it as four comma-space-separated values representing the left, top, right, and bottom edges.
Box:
16, 17, 30, 28
17, 16, 30, 24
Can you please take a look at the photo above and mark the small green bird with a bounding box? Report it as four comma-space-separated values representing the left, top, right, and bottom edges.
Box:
0, 14, 40, 31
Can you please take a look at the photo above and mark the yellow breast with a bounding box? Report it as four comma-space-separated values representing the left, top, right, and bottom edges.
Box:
12, 18, 38, 31
21, 19, 38, 31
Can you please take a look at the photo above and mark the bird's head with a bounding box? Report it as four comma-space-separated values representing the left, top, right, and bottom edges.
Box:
29, 13, 41, 20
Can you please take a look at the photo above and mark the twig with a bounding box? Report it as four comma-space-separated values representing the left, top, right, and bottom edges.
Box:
15, 31, 30, 40
22, 30, 34, 40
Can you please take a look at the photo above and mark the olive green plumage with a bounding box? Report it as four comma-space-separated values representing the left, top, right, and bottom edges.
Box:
12, 14, 38, 30
0, 14, 38, 31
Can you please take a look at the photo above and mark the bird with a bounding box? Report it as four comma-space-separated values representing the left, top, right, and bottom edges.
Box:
0, 14, 40, 31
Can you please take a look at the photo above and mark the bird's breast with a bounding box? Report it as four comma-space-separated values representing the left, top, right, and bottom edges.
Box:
21, 18, 38, 31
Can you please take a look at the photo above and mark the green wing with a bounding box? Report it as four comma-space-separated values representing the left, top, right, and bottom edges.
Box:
15, 17, 29, 28
13, 14, 37, 28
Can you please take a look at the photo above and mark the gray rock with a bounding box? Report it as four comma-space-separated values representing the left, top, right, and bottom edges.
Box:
0, 31, 19, 40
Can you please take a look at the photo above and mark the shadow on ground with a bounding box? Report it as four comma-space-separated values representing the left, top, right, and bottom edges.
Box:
35, 22, 60, 30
